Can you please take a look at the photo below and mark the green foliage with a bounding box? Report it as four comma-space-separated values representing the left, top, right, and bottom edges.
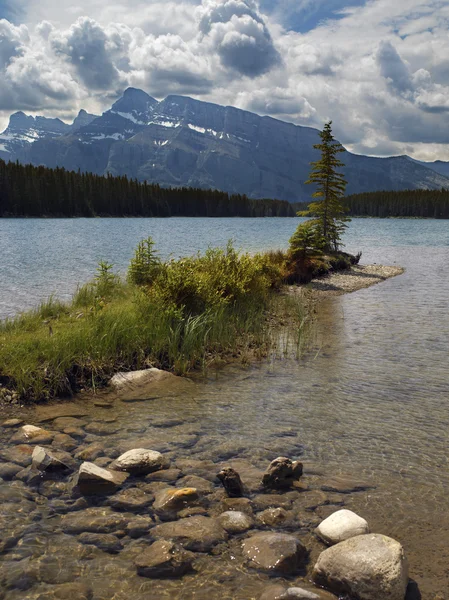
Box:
150, 241, 271, 315
0, 239, 306, 402
302, 121, 350, 251
288, 221, 324, 260
128, 237, 160, 286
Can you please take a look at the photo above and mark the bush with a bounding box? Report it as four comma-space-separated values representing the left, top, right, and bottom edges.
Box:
128, 237, 160, 286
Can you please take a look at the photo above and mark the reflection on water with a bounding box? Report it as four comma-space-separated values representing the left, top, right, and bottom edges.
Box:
0, 233, 449, 597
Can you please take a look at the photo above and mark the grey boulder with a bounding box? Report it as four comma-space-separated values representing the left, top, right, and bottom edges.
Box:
312, 533, 409, 600
242, 532, 307, 575
135, 540, 195, 578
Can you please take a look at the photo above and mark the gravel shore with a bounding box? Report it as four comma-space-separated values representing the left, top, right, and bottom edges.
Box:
289, 263, 405, 301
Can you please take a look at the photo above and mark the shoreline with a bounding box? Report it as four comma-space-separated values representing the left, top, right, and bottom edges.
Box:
288, 263, 404, 301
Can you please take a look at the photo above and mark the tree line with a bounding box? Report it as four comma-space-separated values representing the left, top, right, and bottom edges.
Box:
343, 189, 449, 218
0, 159, 295, 218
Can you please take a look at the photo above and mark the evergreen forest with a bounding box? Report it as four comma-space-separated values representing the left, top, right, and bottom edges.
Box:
0, 159, 295, 218
294, 188, 449, 218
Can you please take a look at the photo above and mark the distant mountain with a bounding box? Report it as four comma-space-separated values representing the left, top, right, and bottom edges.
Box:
408, 158, 449, 181
2, 88, 449, 201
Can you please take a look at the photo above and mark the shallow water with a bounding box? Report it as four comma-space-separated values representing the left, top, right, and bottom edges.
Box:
0, 219, 449, 598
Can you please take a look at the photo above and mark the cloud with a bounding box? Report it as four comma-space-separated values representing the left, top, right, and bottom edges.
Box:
198, 0, 281, 76
1, 0, 449, 161
50, 17, 122, 90
376, 40, 413, 95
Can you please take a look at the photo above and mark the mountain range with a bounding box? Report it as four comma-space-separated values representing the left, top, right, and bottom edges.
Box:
1, 87, 449, 202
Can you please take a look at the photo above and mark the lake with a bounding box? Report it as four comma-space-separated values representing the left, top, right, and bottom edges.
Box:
0, 217, 448, 597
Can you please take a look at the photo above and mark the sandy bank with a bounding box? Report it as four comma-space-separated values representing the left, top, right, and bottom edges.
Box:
288, 263, 405, 301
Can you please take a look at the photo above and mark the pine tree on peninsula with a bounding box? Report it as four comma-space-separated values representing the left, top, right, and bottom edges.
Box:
300, 120, 350, 252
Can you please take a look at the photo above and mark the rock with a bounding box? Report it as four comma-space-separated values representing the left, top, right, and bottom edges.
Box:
36, 406, 89, 422
253, 493, 292, 511
32, 446, 73, 473
74, 442, 105, 461
110, 368, 175, 389
221, 497, 254, 515
135, 540, 195, 578
262, 457, 303, 490
153, 487, 199, 520
242, 532, 307, 575
33, 582, 92, 600
107, 487, 153, 511
84, 422, 120, 436
11, 425, 53, 445
218, 511, 254, 534
110, 448, 170, 475
52, 417, 87, 429
257, 507, 291, 527
177, 475, 214, 494
177, 506, 207, 518
0, 462, 24, 480
320, 476, 374, 494
2, 418, 23, 428
61, 508, 129, 534
217, 467, 244, 497
73, 462, 129, 495
63, 426, 86, 440
52, 433, 78, 452
312, 533, 409, 600
259, 586, 334, 600
126, 517, 154, 538
0, 444, 34, 467
259, 584, 289, 600
145, 468, 182, 482
151, 516, 227, 552
78, 532, 122, 553
316, 509, 369, 545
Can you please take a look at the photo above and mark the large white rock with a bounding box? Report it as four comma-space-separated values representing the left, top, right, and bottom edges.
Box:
312, 533, 409, 600
316, 509, 369, 545
110, 448, 170, 475
110, 368, 174, 389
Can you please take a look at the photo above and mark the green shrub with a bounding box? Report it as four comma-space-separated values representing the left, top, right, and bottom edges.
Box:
128, 236, 160, 286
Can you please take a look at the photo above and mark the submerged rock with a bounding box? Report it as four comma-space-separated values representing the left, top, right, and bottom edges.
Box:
242, 532, 307, 575
11, 424, 54, 445
217, 467, 245, 497
61, 508, 129, 534
135, 540, 195, 578
152, 515, 228, 552
107, 487, 154, 511
110, 448, 170, 475
218, 510, 254, 534
312, 533, 409, 600
316, 509, 369, 545
78, 532, 122, 554
73, 462, 129, 495
153, 487, 200, 520
1, 418, 23, 428
262, 457, 303, 490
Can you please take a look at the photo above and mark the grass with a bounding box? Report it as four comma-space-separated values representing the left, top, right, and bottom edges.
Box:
0, 242, 305, 402
0, 239, 356, 403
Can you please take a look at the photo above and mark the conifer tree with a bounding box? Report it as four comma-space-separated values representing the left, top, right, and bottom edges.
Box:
301, 121, 350, 251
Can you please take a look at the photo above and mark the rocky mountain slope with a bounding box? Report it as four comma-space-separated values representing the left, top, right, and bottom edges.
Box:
2, 88, 448, 201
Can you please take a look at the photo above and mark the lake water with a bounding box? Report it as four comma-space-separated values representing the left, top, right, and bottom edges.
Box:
1, 217, 447, 319
1, 217, 449, 598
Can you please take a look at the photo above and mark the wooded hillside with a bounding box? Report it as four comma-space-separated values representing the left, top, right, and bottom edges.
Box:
0, 160, 295, 217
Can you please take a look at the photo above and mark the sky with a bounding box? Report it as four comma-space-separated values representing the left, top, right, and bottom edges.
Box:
1, 0, 449, 160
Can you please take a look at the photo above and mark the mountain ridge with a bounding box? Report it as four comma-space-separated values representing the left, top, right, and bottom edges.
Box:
1, 87, 448, 201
